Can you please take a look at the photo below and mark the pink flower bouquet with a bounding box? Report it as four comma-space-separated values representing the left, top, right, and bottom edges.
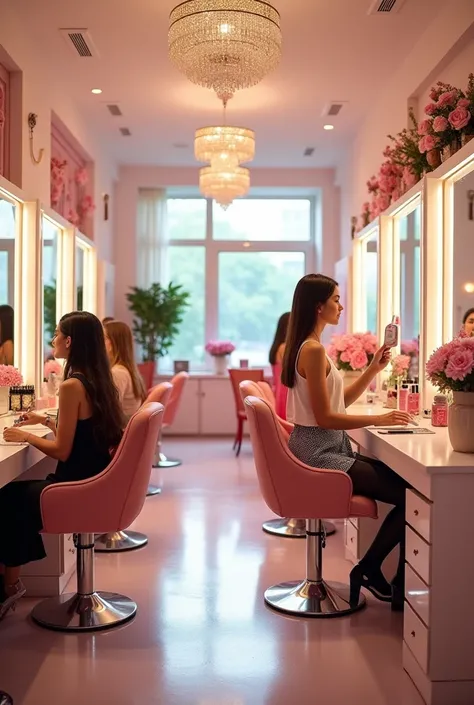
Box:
44, 359, 63, 381
205, 340, 236, 357
327, 332, 378, 372
0, 365, 23, 387
401, 339, 419, 358
426, 336, 474, 393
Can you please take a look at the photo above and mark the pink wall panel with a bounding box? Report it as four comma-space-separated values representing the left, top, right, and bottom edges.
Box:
0, 62, 10, 180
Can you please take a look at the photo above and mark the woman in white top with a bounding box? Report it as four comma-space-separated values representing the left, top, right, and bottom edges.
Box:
104, 320, 146, 421
282, 274, 412, 611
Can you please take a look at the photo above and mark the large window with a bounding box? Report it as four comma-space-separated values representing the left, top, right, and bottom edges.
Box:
153, 195, 317, 371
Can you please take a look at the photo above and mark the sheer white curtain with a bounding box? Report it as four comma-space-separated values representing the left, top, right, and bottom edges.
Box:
137, 188, 168, 287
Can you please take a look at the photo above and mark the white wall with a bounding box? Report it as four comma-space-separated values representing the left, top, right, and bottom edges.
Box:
113, 165, 340, 323
0, 4, 117, 261
339, 0, 474, 259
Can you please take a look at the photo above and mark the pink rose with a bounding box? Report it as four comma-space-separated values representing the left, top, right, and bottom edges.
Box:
379, 162, 392, 177
418, 136, 427, 153
448, 107, 471, 131
429, 87, 440, 101
437, 90, 458, 108
423, 134, 439, 151
402, 167, 417, 188
349, 350, 368, 371
457, 98, 470, 109
340, 350, 351, 363
445, 349, 474, 380
433, 115, 449, 132
376, 192, 390, 212
424, 103, 437, 116
418, 119, 432, 136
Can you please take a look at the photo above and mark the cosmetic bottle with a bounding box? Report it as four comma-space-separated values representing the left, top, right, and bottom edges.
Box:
407, 383, 420, 416
384, 315, 400, 348
431, 395, 448, 427
399, 380, 410, 411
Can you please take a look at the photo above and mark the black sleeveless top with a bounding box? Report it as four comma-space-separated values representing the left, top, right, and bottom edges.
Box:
49, 373, 112, 483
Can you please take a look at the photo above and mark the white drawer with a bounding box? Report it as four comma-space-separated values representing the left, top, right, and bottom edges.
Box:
406, 526, 431, 585
406, 489, 431, 544
345, 519, 358, 560
405, 563, 430, 627
404, 602, 429, 674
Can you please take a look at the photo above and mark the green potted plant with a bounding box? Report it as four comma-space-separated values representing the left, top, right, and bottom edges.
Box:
126, 282, 190, 374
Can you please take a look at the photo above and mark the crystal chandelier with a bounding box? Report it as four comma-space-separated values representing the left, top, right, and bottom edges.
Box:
195, 125, 255, 165
168, 0, 282, 103
199, 163, 250, 209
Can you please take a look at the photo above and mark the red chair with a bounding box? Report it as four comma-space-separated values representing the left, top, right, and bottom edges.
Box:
244, 396, 378, 617
157, 371, 189, 468
94, 382, 172, 551
31, 402, 164, 632
138, 361, 155, 392
228, 368, 264, 456
240, 380, 336, 539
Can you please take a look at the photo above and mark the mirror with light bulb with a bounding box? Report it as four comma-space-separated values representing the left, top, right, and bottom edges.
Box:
352, 224, 379, 336
41, 214, 61, 363
75, 233, 97, 315
453, 168, 474, 337
0, 191, 17, 366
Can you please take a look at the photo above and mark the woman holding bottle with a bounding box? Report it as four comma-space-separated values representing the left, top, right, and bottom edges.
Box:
282, 274, 412, 610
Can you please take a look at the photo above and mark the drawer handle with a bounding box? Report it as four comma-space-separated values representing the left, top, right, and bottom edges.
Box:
414, 509, 419, 516
350, 537, 354, 543
411, 630, 416, 638
413, 549, 419, 556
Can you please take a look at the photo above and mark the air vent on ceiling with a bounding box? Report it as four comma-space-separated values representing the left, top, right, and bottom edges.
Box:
120, 127, 131, 137
107, 104, 122, 117
59, 28, 99, 57
322, 101, 347, 118
304, 147, 315, 157
368, 0, 406, 14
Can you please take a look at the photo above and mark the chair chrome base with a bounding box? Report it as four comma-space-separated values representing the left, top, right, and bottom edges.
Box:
146, 484, 162, 497
262, 518, 336, 538
31, 591, 137, 632
156, 452, 181, 469
264, 579, 365, 617
0, 691, 13, 705
94, 530, 148, 552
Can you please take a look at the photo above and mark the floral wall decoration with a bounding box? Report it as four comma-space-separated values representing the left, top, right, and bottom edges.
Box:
355, 73, 474, 232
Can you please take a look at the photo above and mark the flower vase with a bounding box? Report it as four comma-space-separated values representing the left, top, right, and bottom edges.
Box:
426, 148, 441, 169
461, 133, 474, 148
213, 355, 228, 376
441, 140, 460, 163
448, 392, 474, 453
0, 386, 9, 415
341, 370, 362, 389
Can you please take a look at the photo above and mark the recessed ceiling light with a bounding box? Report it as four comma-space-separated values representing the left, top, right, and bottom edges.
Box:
91, 88, 102, 95
323, 124, 334, 131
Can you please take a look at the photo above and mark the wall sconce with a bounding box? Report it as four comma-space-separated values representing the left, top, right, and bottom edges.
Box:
463, 282, 474, 294
28, 113, 45, 165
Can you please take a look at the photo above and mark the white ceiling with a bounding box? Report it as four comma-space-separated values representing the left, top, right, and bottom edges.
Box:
14, 0, 447, 168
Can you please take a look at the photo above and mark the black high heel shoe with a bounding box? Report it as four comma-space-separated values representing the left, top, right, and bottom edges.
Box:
390, 582, 404, 612
349, 564, 392, 606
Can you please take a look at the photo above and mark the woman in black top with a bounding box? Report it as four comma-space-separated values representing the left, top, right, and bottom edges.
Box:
0, 311, 124, 619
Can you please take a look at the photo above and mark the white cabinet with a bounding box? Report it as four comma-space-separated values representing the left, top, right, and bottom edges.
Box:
158, 375, 236, 435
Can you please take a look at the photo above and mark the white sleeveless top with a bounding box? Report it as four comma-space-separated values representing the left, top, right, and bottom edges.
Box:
287, 340, 346, 426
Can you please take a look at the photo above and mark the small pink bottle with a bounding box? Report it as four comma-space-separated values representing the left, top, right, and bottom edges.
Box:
432, 394, 448, 427
407, 384, 420, 416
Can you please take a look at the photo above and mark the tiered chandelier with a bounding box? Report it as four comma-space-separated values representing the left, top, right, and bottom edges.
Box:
168, 0, 282, 104
168, 0, 282, 208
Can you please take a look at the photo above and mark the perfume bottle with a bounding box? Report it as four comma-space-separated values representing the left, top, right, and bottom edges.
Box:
9, 386, 22, 412
407, 384, 420, 416
399, 380, 410, 411
432, 395, 448, 427
384, 315, 400, 348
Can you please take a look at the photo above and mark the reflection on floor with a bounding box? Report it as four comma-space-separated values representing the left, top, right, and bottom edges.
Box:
0, 438, 424, 705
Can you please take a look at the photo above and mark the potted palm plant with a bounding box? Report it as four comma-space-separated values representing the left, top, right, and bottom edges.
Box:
126, 282, 190, 377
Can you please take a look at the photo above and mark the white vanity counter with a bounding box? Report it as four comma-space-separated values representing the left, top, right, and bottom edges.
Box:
346, 402, 474, 705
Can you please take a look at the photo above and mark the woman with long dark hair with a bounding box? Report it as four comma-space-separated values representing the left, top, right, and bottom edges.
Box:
0, 305, 14, 365
463, 308, 474, 337
282, 274, 412, 610
269, 312, 290, 419
0, 311, 124, 619
104, 320, 146, 420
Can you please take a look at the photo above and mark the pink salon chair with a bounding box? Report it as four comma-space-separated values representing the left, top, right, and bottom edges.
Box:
244, 396, 377, 617
156, 371, 189, 468
240, 381, 336, 540
31, 402, 164, 632
144, 382, 173, 496
94, 382, 172, 551
229, 368, 264, 456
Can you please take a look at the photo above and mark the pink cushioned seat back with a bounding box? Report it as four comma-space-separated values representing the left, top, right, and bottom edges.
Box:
239, 380, 293, 440
40, 403, 164, 534
229, 368, 264, 416
146, 381, 172, 408
163, 372, 189, 426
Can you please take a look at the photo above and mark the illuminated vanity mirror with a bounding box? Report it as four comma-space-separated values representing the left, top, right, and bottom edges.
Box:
0, 189, 19, 366
452, 165, 474, 337
42, 214, 61, 360
75, 233, 97, 314
353, 224, 379, 335
394, 197, 421, 378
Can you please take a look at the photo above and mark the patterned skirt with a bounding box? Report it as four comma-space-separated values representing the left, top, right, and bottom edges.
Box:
288, 424, 355, 473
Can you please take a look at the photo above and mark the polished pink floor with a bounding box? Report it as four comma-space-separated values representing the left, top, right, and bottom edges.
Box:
0, 439, 424, 705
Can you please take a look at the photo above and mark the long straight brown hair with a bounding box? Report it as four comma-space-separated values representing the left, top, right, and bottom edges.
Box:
105, 320, 147, 403
281, 274, 338, 388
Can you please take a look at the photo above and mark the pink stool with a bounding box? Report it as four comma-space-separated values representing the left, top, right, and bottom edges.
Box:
244, 395, 377, 617
240, 381, 336, 540
31, 402, 164, 631
229, 368, 264, 456
144, 382, 173, 496
156, 372, 189, 468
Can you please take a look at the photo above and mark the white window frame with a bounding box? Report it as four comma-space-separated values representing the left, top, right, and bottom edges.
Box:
165, 193, 320, 368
